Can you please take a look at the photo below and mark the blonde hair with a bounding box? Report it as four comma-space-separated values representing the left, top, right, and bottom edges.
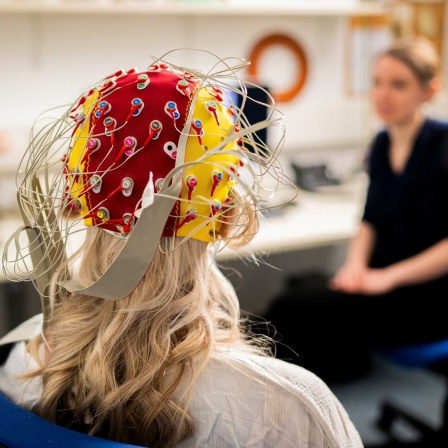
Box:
380, 36, 440, 87
24, 196, 270, 447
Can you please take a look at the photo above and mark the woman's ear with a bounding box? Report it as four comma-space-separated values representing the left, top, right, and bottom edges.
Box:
424, 77, 440, 101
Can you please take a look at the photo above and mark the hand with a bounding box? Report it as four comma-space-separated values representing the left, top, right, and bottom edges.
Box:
356, 268, 397, 295
331, 266, 397, 295
329, 263, 367, 293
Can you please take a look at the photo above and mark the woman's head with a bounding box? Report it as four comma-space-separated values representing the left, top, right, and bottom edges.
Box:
4, 51, 288, 302
10, 51, 287, 447
67, 68, 242, 242
371, 36, 440, 126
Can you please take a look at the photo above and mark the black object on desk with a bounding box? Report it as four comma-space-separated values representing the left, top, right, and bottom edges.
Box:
291, 163, 340, 192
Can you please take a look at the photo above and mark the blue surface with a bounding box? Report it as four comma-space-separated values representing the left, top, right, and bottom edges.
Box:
380, 339, 448, 368
0, 392, 143, 448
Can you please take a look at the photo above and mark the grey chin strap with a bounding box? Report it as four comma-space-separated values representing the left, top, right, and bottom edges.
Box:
62, 184, 180, 300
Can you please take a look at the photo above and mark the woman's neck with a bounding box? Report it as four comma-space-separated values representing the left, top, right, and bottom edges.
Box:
388, 111, 425, 147
386, 111, 425, 174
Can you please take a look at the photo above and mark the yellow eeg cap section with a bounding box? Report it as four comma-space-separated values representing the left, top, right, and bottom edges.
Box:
66, 91, 98, 226
177, 87, 240, 242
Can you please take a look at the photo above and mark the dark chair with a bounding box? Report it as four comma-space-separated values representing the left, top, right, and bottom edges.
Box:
374, 339, 448, 447
0, 391, 143, 448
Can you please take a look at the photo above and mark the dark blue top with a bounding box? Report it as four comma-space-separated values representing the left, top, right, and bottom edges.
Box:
362, 117, 448, 269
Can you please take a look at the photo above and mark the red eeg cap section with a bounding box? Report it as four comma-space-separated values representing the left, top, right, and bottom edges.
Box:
70, 68, 197, 235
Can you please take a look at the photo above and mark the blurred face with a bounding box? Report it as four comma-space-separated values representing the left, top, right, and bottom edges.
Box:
371, 55, 431, 126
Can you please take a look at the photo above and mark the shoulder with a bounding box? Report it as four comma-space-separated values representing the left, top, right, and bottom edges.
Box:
424, 117, 448, 135
374, 128, 389, 144
183, 351, 363, 448
0, 341, 42, 409
367, 128, 388, 156
233, 353, 361, 441
422, 118, 448, 151
363, 129, 388, 175
225, 351, 337, 399
0, 314, 44, 409
0, 314, 43, 347
423, 118, 448, 167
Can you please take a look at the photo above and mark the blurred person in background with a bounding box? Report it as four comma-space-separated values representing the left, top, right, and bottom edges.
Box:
266, 36, 448, 384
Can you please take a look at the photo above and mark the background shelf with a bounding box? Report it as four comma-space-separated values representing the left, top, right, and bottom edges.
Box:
0, 0, 386, 16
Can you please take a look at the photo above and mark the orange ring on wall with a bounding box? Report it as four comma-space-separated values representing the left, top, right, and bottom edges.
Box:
247, 34, 308, 103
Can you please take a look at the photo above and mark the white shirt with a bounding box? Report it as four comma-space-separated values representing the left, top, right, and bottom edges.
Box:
0, 314, 363, 448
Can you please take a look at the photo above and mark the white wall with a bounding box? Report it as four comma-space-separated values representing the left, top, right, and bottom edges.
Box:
0, 11, 379, 168
1, 6, 447, 207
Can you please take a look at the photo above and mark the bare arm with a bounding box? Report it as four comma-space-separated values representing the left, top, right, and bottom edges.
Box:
386, 238, 448, 289
344, 220, 376, 268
